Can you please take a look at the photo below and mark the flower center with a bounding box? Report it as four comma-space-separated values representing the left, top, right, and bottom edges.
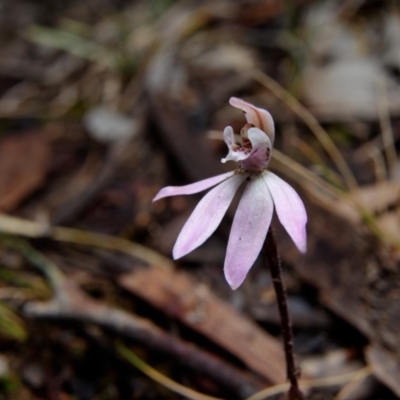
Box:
240, 123, 254, 153
237, 122, 272, 172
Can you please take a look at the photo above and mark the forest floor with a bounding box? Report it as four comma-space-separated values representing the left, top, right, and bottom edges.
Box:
0, 0, 399, 399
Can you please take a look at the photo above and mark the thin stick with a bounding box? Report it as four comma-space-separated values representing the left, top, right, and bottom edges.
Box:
263, 228, 304, 400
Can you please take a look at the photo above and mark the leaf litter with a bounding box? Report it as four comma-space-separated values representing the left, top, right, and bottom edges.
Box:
0, 0, 399, 399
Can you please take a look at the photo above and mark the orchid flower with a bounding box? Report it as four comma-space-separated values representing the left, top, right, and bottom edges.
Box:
153, 97, 307, 290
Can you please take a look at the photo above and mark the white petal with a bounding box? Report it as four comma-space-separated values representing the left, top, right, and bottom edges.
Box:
229, 97, 275, 144
248, 127, 272, 150
223, 126, 236, 150
264, 172, 307, 253
221, 126, 247, 163
173, 174, 246, 259
224, 177, 273, 290
153, 171, 235, 202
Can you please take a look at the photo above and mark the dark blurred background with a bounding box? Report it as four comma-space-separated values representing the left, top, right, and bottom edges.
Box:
0, 0, 399, 399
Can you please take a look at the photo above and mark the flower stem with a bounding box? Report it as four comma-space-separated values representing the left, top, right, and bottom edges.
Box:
263, 228, 304, 400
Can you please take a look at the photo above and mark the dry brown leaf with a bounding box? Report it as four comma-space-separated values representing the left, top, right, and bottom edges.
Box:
0, 132, 50, 212
119, 265, 287, 384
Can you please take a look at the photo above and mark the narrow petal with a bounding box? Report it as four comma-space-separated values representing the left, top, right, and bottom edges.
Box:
240, 127, 272, 171
173, 174, 246, 259
264, 172, 307, 253
153, 171, 234, 202
229, 97, 275, 144
222, 125, 236, 150
224, 177, 273, 290
221, 126, 247, 163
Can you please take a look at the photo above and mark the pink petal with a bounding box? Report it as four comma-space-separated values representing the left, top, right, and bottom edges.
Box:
229, 97, 275, 144
153, 171, 235, 202
173, 174, 246, 259
240, 127, 272, 171
224, 177, 274, 290
264, 172, 307, 253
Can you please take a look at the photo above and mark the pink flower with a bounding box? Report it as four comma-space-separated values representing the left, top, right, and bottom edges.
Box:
153, 97, 307, 289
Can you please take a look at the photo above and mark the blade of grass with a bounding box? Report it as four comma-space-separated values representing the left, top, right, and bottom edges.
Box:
0, 234, 64, 289
0, 302, 26, 341
377, 77, 397, 180
250, 69, 359, 190
367, 145, 387, 182
117, 342, 223, 400
332, 365, 372, 400
26, 25, 117, 70
0, 214, 172, 269
293, 137, 346, 189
